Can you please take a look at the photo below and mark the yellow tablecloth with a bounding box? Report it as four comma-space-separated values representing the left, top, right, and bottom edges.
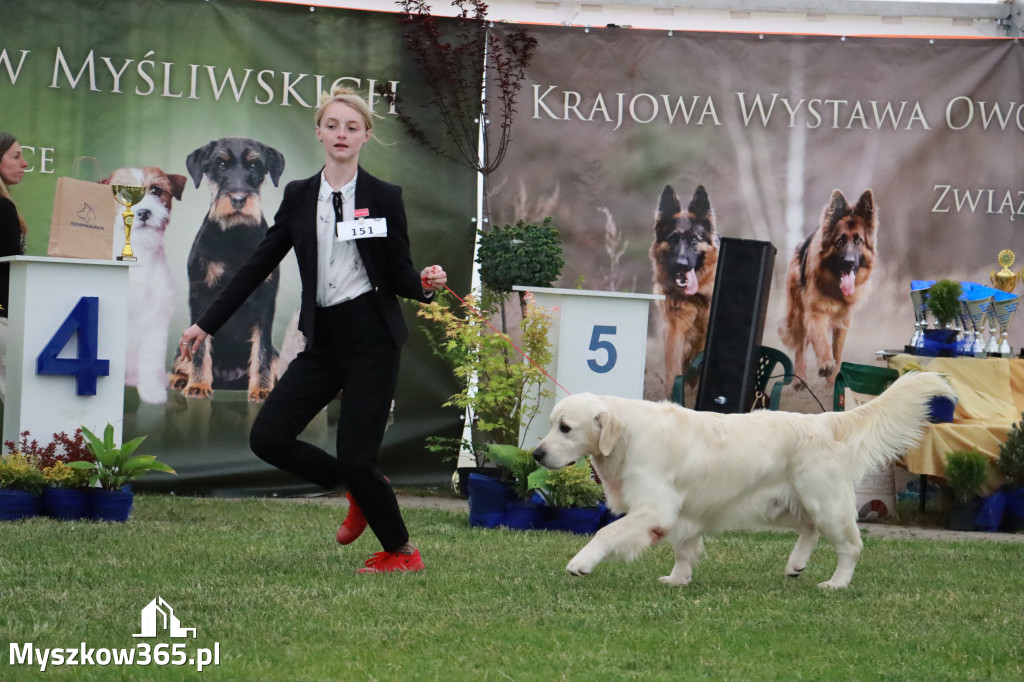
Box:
888, 354, 1021, 489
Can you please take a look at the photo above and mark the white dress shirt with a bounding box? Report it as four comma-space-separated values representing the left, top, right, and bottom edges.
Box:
316, 171, 373, 307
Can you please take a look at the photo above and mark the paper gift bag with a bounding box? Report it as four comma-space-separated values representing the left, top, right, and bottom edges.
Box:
46, 177, 116, 259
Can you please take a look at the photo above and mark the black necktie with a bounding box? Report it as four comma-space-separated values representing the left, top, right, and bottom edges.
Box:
332, 191, 344, 222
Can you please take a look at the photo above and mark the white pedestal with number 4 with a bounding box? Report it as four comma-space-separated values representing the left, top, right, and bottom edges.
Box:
1, 256, 131, 447
514, 286, 662, 449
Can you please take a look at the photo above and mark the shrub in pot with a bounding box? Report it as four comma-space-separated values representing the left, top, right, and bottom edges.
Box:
0, 453, 45, 520
944, 449, 988, 531
994, 413, 1024, 530
533, 460, 606, 535
923, 279, 962, 356
69, 424, 175, 522
485, 444, 546, 529
41, 461, 92, 520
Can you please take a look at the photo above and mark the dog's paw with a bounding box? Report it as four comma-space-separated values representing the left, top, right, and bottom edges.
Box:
566, 556, 595, 577
658, 574, 692, 586
817, 579, 849, 590
818, 362, 836, 379
184, 383, 213, 400
168, 372, 189, 391
785, 566, 805, 579
247, 387, 271, 403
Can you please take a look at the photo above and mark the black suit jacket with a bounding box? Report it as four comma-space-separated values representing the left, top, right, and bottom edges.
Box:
196, 166, 431, 347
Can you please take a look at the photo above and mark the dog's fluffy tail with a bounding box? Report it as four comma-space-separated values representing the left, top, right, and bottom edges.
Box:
824, 371, 956, 478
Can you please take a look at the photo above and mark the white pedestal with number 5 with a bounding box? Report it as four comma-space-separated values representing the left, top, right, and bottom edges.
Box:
0, 256, 131, 447
514, 286, 662, 449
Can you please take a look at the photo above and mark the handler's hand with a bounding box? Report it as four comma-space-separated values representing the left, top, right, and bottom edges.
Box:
179, 324, 209, 361
421, 265, 447, 294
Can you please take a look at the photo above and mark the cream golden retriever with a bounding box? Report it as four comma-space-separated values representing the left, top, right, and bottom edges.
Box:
532, 372, 954, 589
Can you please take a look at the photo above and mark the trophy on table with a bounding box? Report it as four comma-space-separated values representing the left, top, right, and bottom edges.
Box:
908, 281, 932, 352
991, 249, 1020, 294
989, 292, 1020, 357
111, 184, 145, 262
963, 294, 993, 356
957, 297, 976, 356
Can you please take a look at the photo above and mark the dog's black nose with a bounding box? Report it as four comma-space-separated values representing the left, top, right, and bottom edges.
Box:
135, 208, 151, 222
230, 194, 248, 210
533, 447, 545, 462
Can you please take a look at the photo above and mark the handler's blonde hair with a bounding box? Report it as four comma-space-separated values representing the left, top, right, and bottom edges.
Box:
315, 86, 376, 132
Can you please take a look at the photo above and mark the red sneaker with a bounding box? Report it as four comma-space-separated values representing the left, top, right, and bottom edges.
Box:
336, 492, 367, 545
357, 549, 425, 573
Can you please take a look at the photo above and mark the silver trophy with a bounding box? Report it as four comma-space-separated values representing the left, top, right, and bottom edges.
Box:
958, 299, 976, 355
990, 294, 1019, 357
910, 286, 929, 350
963, 295, 992, 356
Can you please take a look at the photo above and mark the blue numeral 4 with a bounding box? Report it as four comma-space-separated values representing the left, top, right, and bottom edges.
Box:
36, 296, 110, 396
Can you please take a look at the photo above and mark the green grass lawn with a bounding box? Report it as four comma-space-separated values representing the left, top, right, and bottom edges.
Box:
1, 495, 1022, 681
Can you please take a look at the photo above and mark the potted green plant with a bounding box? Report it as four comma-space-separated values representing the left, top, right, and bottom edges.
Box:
41, 461, 92, 520
924, 279, 962, 356
68, 424, 175, 522
0, 452, 45, 520
533, 460, 606, 534
417, 290, 555, 494
485, 443, 546, 529
476, 217, 564, 328
944, 449, 989, 531
995, 413, 1024, 530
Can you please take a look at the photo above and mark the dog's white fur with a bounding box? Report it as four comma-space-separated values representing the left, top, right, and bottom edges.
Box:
103, 167, 186, 405
533, 372, 955, 589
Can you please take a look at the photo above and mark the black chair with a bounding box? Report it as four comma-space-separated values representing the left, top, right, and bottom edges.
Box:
671, 345, 794, 411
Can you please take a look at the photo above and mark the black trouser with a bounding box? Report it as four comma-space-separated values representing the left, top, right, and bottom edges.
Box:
249, 292, 408, 551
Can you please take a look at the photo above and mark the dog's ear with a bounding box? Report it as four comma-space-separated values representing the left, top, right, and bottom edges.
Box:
168, 174, 187, 202
595, 405, 624, 457
264, 145, 286, 187
823, 189, 849, 234
688, 185, 713, 224
853, 189, 876, 230
186, 142, 216, 188
655, 185, 680, 241
657, 185, 680, 221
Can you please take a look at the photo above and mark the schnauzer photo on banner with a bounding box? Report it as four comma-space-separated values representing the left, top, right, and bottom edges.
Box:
0, 0, 477, 489
485, 24, 1024, 405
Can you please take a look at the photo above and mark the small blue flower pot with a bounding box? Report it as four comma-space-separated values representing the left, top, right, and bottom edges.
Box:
466, 473, 515, 528
90, 487, 134, 522
0, 489, 42, 520
42, 487, 90, 520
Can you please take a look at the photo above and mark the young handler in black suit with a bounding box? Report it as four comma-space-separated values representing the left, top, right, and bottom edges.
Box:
178, 87, 447, 573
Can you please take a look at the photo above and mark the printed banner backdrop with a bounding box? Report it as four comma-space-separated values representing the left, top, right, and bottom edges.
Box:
487, 24, 1024, 411
0, 0, 478, 491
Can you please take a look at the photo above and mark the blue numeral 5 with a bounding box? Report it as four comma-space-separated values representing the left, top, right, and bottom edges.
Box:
587, 325, 617, 374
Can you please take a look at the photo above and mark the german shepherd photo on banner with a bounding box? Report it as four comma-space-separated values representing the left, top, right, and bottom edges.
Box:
780, 188, 877, 387
650, 185, 720, 393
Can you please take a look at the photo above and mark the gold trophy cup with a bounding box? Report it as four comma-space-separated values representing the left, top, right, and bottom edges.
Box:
111, 184, 146, 262
991, 249, 1019, 293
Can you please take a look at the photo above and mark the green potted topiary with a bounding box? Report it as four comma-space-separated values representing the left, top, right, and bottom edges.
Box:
995, 413, 1024, 530
476, 217, 564, 328
533, 460, 606, 534
0, 452, 45, 520
68, 424, 175, 522
944, 449, 989, 531
924, 279, 962, 356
